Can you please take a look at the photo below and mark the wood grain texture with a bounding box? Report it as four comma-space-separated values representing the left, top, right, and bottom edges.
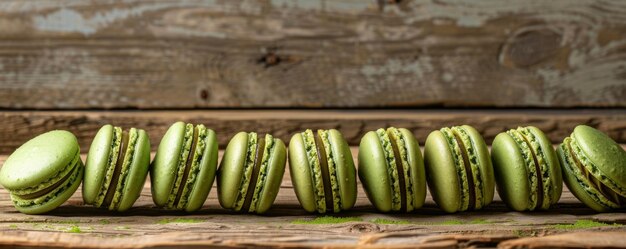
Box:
0, 0, 625, 108
0, 109, 625, 154
0, 153, 625, 249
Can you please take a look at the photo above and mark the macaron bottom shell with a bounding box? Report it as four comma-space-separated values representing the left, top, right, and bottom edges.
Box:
12, 160, 84, 215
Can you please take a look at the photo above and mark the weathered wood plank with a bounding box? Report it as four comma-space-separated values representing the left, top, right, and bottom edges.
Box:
0, 109, 624, 154
0, 0, 625, 108
0, 153, 625, 249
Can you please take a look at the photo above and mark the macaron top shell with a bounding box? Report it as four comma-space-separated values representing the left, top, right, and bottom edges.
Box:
83, 125, 116, 204
151, 122, 219, 211
572, 125, 626, 195
0, 130, 79, 190
218, 132, 250, 209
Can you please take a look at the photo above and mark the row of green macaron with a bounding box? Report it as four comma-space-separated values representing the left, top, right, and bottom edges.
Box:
0, 123, 624, 215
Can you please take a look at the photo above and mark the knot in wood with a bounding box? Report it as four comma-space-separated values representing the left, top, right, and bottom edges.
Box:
500, 28, 562, 68
348, 223, 380, 234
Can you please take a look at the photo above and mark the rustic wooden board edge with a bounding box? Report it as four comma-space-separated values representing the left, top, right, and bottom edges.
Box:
0, 109, 624, 154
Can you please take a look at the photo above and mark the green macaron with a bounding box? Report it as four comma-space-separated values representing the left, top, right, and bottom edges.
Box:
0, 130, 84, 215
424, 125, 495, 213
83, 125, 151, 212
151, 122, 219, 212
217, 132, 287, 214
289, 129, 357, 213
557, 125, 626, 212
491, 126, 562, 211
358, 127, 426, 212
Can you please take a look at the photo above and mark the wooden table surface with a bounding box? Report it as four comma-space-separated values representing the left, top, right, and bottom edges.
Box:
1, 148, 625, 249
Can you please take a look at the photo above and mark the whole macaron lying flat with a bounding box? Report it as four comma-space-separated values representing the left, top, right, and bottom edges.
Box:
0, 130, 84, 214
83, 125, 151, 212
151, 122, 219, 212
557, 125, 626, 212
358, 127, 426, 212
492, 126, 562, 211
289, 129, 357, 213
424, 125, 495, 213
217, 132, 286, 214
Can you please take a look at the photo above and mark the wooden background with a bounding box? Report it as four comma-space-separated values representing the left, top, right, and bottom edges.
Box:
0, 0, 624, 109
0, 1, 625, 248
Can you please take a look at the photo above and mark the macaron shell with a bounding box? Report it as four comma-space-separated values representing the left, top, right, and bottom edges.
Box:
358, 131, 393, 212
572, 125, 626, 189
83, 125, 114, 204
150, 121, 187, 207
424, 130, 462, 213
288, 134, 318, 213
15, 161, 84, 215
217, 132, 249, 209
527, 126, 562, 205
255, 138, 287, 213
491, 132, 531, 211
460, 125, 495, 207
184, 128, 219, 212
1, 130, 79, 190
328, 129, 356, 210
116, 129, 151, 211
399, 128, 426, 209
557, 146, 611, 212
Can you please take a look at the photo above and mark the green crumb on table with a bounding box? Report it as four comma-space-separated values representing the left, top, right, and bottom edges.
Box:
99, 219, 111, 225
157, 218, 204, 224
8, 224, 17, 229
67, 225, 82, 233
553, 220, 621, 229
370, 218, 411, 225
292, 216, 363, 224
115, 226, 130, 230
469, 218, 491, 224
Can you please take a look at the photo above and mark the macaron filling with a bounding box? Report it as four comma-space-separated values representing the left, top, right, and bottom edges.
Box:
241, 135, 265, 211
440, 128, 471, 211
234, 132, 258, 211
376, 128, 410, 211
11, 152, 80, 197
507, 129, 542, 210
563, 137, 625, 207
248, 134, 276, 212
168, 124, 209, 209
388, 128, 414, 211
317, 130, 341, 212
11, 158, 83, 208
94, 127, 125, 207
301, 130, 327, 213
519, 127, 553, 209
96, 127, 137, 210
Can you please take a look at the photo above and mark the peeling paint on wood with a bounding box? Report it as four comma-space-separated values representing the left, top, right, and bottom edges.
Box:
0, 0, 624, 108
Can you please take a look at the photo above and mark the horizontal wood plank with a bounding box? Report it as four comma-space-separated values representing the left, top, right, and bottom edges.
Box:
0, 0, 625, 108
0, 109, 625, 154
0, 153, 625, 248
